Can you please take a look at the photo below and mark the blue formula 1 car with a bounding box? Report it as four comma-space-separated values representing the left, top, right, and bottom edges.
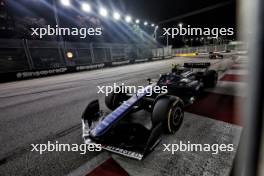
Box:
158, 62, 218, 103
81, 62, 217, 160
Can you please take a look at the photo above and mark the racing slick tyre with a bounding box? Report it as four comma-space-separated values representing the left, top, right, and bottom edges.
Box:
203, 70, 218, 88
152, 96, 184, 134
105, 90, 127, 111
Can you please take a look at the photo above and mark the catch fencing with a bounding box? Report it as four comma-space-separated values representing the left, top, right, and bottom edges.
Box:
172, 44, 236, 54
0, 38, 245, 80
0, 39, 172, 76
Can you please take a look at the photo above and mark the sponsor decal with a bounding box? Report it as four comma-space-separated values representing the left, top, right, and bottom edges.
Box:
76, 63, 105, 71
16, 68, 67, 78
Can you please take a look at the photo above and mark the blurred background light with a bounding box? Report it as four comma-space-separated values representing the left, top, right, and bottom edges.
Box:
60, 0, 71, 7
99, 7, 108, 17
113, 12, 121, 20
81, 2, 91, 13
125, 15, 132, 23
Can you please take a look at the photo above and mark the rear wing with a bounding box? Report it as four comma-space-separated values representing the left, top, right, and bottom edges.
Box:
183, 62, 211, 68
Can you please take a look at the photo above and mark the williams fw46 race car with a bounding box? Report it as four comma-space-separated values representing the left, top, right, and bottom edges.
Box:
81, 62, 218, 160
161, 62, 218, 103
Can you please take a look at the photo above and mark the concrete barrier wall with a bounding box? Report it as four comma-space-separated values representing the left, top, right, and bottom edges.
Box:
0, 39, 173, 80
0, 38, 245, 80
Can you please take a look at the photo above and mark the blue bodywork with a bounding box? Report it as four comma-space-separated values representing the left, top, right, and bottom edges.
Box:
91, 84, 155, 137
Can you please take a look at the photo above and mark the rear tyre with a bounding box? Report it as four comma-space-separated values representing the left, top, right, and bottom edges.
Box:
152, 96, 184, 134
203, 70, 218, 88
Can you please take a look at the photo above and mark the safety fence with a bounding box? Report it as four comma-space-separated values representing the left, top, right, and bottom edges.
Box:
172, 43, 247, 54
0, 38, 245, 81
0, 39, 172, 78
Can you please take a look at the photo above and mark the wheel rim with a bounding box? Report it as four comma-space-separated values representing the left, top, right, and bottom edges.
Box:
172, 107, 183, 126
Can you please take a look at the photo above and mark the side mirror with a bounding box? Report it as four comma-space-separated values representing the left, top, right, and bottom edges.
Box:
82, 100, 100, 126
147, 78, 151, 84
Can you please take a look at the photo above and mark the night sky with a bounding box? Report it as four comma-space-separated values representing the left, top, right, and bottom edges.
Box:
3, 0, 236, 45
100, 0, 236, 27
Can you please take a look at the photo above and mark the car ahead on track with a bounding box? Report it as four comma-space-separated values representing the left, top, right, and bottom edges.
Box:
209, 52, 224, 59
81, 62, 218, 160
161, 62, 218, 103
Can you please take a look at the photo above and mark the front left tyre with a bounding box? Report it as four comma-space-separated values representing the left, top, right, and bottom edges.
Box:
152, 96, 184, 134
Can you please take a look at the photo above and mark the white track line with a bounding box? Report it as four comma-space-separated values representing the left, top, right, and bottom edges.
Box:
226, 69, 248, 75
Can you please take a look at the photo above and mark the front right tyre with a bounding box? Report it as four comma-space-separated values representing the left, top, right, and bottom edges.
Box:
105, 87, 127, 111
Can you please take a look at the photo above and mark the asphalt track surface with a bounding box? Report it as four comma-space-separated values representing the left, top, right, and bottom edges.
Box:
0, 56, 236, 176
